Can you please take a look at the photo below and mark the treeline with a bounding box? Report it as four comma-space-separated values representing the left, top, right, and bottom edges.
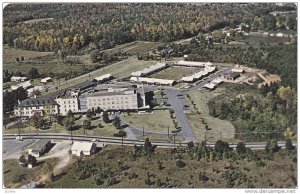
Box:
209, 84, 297, 140
3, 3, 296, 52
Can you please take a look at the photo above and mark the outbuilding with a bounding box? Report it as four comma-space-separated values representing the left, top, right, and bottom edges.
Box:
27, 140, 52, 158
224, 72, 240, 81
11, 76, 27, 82
11, 81, 32, 90
71, 142, 97, 156
41, 77, 52, 83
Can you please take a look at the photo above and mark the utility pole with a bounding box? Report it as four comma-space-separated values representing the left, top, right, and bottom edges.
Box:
173, 133, 176, 148
122, 136, 124, 146
29, 117, 31, 134
18, 117, 21, 139
220, 131, 222, 140
71, 130, 73, 144
168, 126, 170, 138
143, 127, 144, 136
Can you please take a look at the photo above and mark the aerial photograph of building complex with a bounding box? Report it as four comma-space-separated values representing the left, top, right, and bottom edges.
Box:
1, 2, 298, 191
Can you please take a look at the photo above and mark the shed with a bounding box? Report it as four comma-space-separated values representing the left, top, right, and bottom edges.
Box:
203, 83, 216, 90
224, 72, 240, 81
11, 81, 32, 90
93, 74, 113, 83
27, 139, 52, 158
71, 142, 97, 156
211, 78, 223, 85
41, 77, 52, 83
11, 76, 27, 82
231, 68, 245, 73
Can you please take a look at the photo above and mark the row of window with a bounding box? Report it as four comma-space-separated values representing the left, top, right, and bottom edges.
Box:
20, 109, 56, 115
22, 105, 56, 110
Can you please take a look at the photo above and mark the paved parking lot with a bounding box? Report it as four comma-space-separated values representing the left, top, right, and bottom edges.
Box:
3, 139, 36, 160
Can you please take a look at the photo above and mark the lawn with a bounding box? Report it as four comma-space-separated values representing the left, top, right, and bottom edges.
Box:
185, 86, 236, 142
124, 41, 163, 55
148, 66, 200, 80
44, 58, 159, 95
4, 118, 120, 137
122, 110, 176, 134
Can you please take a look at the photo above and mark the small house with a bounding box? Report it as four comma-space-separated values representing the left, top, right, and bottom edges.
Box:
71, 142, 97, 156
41, 77, 52, 83
27, 140, 52, 158
11, 81, 32, 90
224, 72, 240, 81
231, 68, 245, 74
11, 76, 27, 82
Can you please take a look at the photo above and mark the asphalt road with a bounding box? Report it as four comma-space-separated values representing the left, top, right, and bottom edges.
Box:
3, 139, 36, 159
165, 88, 196, 142
3, 135, 297, 158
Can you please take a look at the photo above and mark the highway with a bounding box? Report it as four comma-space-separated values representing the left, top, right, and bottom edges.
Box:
3, 134, 297, 150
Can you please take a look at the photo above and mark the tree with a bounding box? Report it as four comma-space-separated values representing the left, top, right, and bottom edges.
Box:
67, 110, 74, 118
145, 171, 152, 186
285, 139, 294, 150
82, 119, 91, 130
214, 140, 230, 154
277, 86, 296, 110
265, 139, 280, 154
144, 137, 154, 155
63, 116, 75, 131
236, 142, 246, 156
102, 111, 110, 123
31, 114, 44, 129
86, 109, 93, 120
28, 154, 37, 167
27, 68, 39, 79
31, 89, 41, 97
19, 155, 27, 166
176, 159, 186, 168
113, 117, 121, 129
90, 50, 101, 63
96, 107, 102, 114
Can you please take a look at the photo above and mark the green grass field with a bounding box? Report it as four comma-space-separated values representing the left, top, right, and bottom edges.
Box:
148, 66, 200, 80
122, 110, 176, 134
185, 86, 236, 142
4, 118, 120, 137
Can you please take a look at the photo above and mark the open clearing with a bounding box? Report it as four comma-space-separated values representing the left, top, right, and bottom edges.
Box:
148, 66, 200, 80
4, 145, 295, 188
122, 110, 176, 134
185, 87, 235, 142
3, 45, 54, 63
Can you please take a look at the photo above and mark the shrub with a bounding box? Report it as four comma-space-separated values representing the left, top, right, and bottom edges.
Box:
285, 138, 294, 150
175, 160, 186, 168
113, 130, 126, 137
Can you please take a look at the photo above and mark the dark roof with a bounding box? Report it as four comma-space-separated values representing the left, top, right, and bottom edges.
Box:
224, 72, 240, 78
18, 97, 58, 107
72, 80, 95, 90
43, 89, 66, 99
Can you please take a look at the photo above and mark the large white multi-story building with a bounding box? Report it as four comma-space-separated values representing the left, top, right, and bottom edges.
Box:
14, 97, 59, 117
14, 85, 148, 117
79, 86, 146, 112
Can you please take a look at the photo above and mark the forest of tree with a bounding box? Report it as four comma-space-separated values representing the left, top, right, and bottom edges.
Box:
3, 3, 296, 53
